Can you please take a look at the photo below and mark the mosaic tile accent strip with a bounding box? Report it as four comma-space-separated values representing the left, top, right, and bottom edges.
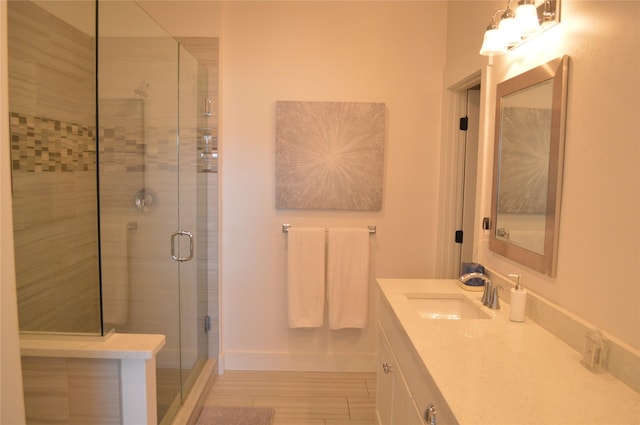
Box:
99, 125, 204, 174
10, 112, 96, 172
276, 101, 385, 210
11, 110, 210, 175
98, 99, 145, 173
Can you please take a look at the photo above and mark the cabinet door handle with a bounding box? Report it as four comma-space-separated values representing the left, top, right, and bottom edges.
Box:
382, 362, 393, 374
424, 404, 437, 425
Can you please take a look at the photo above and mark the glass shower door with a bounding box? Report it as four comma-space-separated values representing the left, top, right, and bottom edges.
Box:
176, 43, 211, 411
98, 2, 208, 424
97, 3, 182, 420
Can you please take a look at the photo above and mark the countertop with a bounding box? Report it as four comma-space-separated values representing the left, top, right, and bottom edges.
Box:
377, 278, 640, 425
21, 332, 166, 360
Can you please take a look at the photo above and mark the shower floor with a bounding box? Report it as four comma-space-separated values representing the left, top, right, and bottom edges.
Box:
157, 367, 181, 424
157, 358, 208, 425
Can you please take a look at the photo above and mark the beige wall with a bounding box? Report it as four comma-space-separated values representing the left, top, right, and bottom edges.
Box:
138, 1, 221, 38
218, 1, 447, 370
447, 1, 639, 350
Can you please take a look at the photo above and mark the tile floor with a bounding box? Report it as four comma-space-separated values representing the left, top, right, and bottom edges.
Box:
201, 370, 377, 425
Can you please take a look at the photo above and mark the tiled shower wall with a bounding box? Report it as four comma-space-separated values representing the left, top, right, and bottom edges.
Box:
8, 0, 101, 333
9, 0, 219, 365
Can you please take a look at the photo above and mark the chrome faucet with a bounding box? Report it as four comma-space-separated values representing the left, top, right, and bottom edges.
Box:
488, 285, 502, 310
458, 272, 501, 310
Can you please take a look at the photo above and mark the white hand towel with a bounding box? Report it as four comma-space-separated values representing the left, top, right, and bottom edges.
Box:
287, 228, 326, 328
327, 228, 370, 329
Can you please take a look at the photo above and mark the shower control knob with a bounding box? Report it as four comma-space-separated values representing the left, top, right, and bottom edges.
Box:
134, 188, 157, 212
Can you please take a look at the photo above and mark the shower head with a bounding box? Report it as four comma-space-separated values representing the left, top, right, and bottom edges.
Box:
134, 80, 150, 98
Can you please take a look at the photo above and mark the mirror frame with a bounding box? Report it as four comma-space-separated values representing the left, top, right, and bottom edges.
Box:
490, 55, 569, 277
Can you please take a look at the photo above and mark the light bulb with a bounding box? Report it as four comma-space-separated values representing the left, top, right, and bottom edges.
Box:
516, 1, 541, 36
479, 27, 508, 56
499, 9, 522, 46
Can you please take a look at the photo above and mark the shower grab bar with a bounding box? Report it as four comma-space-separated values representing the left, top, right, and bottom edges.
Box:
282, 224, 376, 234
170, 231, 194, 262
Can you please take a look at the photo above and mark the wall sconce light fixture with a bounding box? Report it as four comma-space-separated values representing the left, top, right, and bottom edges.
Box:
479, 0, 561, 56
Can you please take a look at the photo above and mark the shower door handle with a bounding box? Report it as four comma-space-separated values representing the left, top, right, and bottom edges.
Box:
171, 231, 194, 262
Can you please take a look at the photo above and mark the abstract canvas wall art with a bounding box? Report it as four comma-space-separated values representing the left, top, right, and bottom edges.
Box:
276, 101, 385, 210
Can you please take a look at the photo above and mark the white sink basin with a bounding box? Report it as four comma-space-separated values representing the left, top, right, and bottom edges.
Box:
405, 293, 490, 320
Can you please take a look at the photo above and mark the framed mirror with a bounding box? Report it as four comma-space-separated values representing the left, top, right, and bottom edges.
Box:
490, 56, 569, 277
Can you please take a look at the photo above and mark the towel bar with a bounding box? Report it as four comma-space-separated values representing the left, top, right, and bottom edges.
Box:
282, 224, 376, 234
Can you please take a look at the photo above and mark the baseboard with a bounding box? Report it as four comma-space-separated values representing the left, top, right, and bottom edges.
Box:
221, 351, 377, 372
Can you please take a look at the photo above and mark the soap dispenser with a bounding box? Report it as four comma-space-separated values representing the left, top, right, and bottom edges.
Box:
508, 274, 527, 322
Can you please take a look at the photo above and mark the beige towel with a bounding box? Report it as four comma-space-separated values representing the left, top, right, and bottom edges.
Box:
327, 228, 370, 329
287, 228, 326, 328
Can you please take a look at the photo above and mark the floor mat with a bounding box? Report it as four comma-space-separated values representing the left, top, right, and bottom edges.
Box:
195, 406, 275, 425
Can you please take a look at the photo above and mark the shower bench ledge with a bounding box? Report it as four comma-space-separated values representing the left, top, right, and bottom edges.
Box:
20, 332, 165, 359
20, 332, 165, 425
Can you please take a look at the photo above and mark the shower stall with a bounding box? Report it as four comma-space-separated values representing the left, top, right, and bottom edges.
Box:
7, 1, 219, 424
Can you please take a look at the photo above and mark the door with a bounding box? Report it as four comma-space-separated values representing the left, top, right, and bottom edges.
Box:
98, 3, 208, 424
176, 43, 210, 410
436, 75, 482, 279
458, 88, 481, 269
98, 2, 181, 421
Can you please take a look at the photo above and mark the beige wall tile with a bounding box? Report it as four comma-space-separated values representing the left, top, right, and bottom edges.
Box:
22, 357, 70, 424
67, 359, 121, 425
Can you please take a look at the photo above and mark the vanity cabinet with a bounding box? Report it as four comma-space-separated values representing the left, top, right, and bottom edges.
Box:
377, 324, 426, 425
376, 296, 458, 425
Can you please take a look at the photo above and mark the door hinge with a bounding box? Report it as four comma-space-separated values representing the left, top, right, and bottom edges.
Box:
455, 230, 463, 244
459, 116, 468, 131
204, 315, 212, 333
